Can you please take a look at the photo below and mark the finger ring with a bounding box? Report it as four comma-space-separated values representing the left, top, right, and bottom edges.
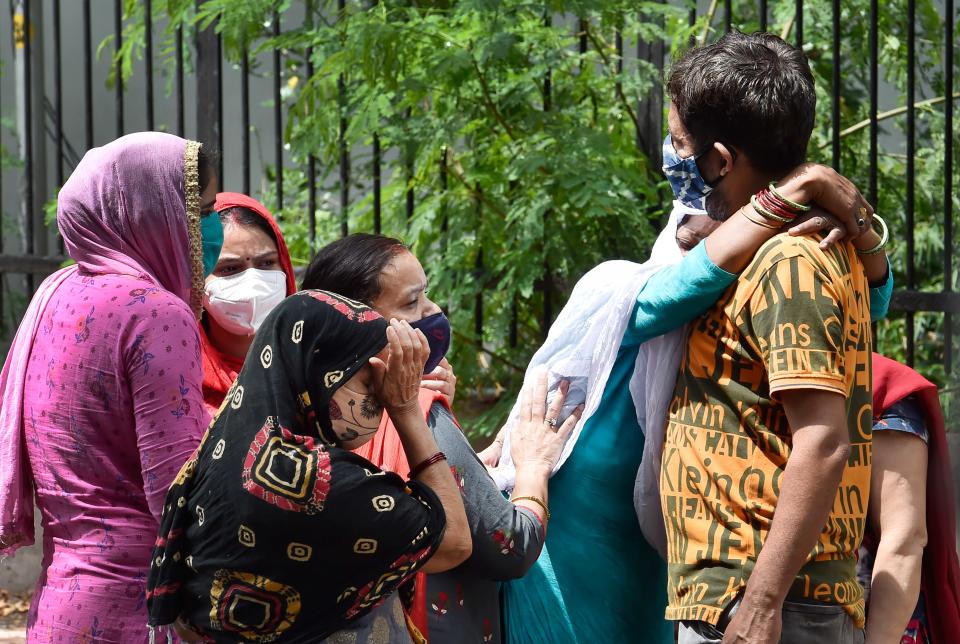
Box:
858, 207, 868, 227
544, 418, 558, 428
857, 218, 866, 228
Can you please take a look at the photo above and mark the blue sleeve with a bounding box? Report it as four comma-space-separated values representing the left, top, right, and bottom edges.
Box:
869, 259, 893, 322
625, 242, 736, 347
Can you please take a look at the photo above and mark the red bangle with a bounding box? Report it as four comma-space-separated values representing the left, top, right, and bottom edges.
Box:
757, 188, 800, 220
410, 451, 447, 478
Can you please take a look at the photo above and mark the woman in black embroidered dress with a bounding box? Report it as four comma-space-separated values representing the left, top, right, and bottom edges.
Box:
146, 290, 470, 643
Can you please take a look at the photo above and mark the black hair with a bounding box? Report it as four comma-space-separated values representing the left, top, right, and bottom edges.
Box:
219, 206, 279, 246
301, 233, 408, 304
667, 31, 815, 177
198, 144, 219, 192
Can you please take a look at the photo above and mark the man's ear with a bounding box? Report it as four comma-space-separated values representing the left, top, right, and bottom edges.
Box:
713, 141, 737, 178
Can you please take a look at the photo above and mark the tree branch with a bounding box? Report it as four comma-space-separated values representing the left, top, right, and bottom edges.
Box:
817, 92, 960, 147
699, 0, 721, 46
472, 60, 517, 141
442, 149, 510, 221
779, 15, 796, 42
582, 22, 641, 138
452, 330, 526, 373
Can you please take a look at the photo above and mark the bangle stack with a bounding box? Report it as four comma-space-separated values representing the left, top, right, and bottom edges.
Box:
511, 495, 551, 521
409, 451, 447, 478
744, 183, 811, 229
856, 214, 889, 256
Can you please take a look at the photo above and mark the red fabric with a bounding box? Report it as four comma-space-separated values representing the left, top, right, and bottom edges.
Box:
354, 388, 459, 640
200, 193, 297, 415
872, 353, 960, 644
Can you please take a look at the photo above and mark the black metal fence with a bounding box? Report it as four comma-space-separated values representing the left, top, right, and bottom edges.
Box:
1, 0, 957, 379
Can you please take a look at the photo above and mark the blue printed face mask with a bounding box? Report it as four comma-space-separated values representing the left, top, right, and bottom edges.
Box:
200, 211, 224, 277
662, 133, 716, 211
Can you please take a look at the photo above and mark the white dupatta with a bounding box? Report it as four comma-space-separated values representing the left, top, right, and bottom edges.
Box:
491, 201, 706, 557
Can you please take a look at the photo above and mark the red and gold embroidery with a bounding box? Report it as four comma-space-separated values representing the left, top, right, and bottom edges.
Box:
241, 417, 331, 514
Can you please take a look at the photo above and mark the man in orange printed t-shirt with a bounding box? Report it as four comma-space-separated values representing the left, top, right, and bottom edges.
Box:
658, 32, 892, 644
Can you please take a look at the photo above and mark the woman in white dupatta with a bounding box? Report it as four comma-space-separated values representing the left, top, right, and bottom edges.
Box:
488, 195, 890, 643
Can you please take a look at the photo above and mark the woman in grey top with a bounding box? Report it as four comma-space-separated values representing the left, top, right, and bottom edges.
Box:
303, 233, 579, 644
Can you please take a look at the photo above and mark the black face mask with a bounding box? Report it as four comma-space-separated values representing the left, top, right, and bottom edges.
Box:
410, 312, 451, 374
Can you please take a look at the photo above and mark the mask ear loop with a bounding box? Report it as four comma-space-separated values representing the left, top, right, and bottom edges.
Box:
700, 141, 739, 187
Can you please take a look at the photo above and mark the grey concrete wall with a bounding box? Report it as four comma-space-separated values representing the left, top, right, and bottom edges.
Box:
0, 513, 42, 593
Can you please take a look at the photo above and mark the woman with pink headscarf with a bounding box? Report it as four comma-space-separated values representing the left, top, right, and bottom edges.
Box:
0, 132, 219, 642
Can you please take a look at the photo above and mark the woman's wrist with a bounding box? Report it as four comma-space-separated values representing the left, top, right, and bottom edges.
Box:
852, 226, 881, 251
775, 163, 821, 206
515, 459, 552, 479
386, 399, 422, 424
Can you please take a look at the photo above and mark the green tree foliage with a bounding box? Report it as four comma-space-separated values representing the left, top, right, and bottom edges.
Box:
111, 0, 957, 434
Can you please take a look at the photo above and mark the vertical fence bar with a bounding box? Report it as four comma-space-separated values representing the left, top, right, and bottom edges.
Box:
944, 0, 955, 375
541, 11, 555, 339
145, 0, 154, 130
724, 0, 732, 32
114, 0, 124, 135
474, 187, 483, 343
196, 12, 221, 181
338, 0, 350, 236
241, 45, 251, 195
615, 28, 623, 98
688, 5, 697, 47
217, 34, 224, 181
308, 151, 317, 253
439, 147, 448, 238
372, 134, 381, 234
905, 0, 916, 365
637, 8, 665, 165
795, 0, 803, 48
869, 0, 878, 207
306, 42, 317, 252
176, 27, 185, 137
405, 141, 414, 221
24, 0, 34, 293
831, 0, 840, 171
273, 10, 283, 211
83, 0, 93, 150
759, 0, 768, 31
53, 0, 64, 253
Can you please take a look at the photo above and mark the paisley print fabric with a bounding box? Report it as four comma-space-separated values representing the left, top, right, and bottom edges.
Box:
1, 132, 209, 642
147, 291, 447, 642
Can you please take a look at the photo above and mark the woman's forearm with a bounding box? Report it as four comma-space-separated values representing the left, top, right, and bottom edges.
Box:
510, 463, 550, 525
865, 542, 924, 644
704, 206, 780, 273
392, 408, 471, 573
865, 431, 928, 644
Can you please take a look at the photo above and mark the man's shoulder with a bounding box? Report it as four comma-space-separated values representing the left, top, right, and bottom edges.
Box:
742, 234, 855, 283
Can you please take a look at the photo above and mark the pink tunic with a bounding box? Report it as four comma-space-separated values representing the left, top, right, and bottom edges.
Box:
21, 271, 207, 642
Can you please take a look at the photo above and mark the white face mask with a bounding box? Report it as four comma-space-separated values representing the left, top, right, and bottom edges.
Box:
204, 268, 287, 337
328, 384, 384, 449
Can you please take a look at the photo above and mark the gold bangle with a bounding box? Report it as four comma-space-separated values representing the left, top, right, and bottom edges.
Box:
511, 495, 551, 521
742, 206, 780, 229
768, 181, 812, 212
750, 194, 792, 224
857, 213, 889, 256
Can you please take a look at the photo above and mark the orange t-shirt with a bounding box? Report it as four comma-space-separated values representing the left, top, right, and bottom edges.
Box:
661, 234, 873, 626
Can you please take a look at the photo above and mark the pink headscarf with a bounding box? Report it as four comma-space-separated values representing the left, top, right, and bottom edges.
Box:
0, 132, 204, 555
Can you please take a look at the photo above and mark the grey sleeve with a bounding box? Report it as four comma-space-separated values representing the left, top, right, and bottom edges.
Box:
427, 403, 545, 581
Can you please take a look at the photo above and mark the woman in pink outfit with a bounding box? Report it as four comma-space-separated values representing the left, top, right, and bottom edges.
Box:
0, 132, 218, 642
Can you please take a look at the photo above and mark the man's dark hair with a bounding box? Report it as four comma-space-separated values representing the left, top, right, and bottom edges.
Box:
198, 144, 219, 192
301, 233, 408, 304
667, 31, 815, 177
